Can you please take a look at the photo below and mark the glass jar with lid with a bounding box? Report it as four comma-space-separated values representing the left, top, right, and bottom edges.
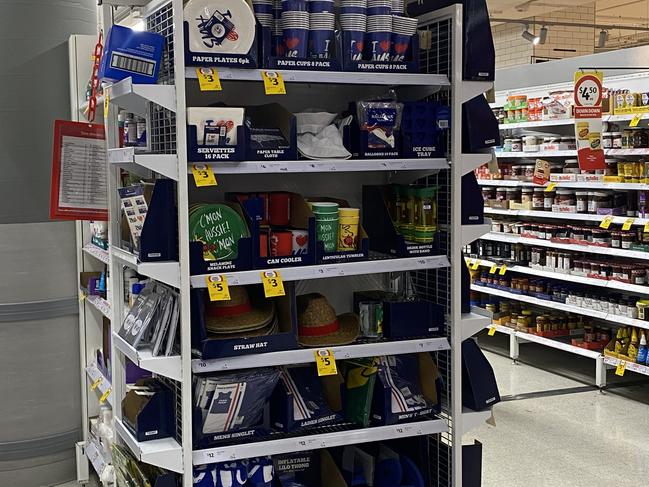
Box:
522, 164, 535, 180
532, 188, 545, 209
495, 187, 507, 201
506, 187, 521, 202
602, 132, 613, 149
604, 158, 618, 176
623, 129, 634, 149
521, 187, 533, 204
612, 132, 623, 149
575, 191, 589, 213
564, 159, 580, 174
555, 188, 576, 206
589, 191, 611, 213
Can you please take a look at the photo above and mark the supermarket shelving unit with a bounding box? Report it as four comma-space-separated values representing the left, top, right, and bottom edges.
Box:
468, 58, 649, 388
98, 1, 492, 485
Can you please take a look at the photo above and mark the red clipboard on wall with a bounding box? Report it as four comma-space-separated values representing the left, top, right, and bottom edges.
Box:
50, 120, 108, 220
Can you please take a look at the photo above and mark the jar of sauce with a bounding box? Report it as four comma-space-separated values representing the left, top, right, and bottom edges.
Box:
576, 191, 589, 213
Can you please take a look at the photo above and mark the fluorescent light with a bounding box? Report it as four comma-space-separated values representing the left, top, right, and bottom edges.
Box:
132, 19, 146, 31
522, 27, 540, 45
539, 26, 548, 44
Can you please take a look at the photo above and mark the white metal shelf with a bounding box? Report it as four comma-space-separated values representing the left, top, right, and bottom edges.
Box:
461, 308, 493, 341
477, 179, 649, 190
113, 333, 182, 381
189, 158, 449, 174
192, 337, 450, 373
85, 438, 110, 478
495, 148, 649, 158
468, 257, 649, 296
191, 255, 450, 288
603, 355, 649, 376
115, 418, 184, 473
83, 243, 110, 264
460, 220, 491, 247
471, 284, 649, 330
185, 67, 450, 87
109, 148, 179, 181
107, 77, 176, 116
498, 113, 641, 130
86, 362, 113, 406
480, 231, 649, 262
483, 208, 649, 227
86, 294, 112, 320
192, 418, 448, 465
460, 153, 492, 175
111, 247, 181, 288
461, 408, 492, 435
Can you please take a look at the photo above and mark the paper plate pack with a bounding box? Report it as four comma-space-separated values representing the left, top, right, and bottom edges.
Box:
184, 0, 256, 55
189, 204, 249, 261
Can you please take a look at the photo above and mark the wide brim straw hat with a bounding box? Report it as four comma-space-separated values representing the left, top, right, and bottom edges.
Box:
297, 292, 359, 346
208, 313, 278, 338
205, 286, 275, 333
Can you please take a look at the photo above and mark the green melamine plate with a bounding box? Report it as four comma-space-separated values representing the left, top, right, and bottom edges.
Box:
189, 204, 249, 261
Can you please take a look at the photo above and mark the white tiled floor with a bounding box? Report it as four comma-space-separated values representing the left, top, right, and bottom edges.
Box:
466, 333, 649, 487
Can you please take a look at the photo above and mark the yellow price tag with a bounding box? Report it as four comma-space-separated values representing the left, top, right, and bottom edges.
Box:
205, 275, 231, 301
615, 360, 626, 376
489, 264, 498, 274
314, 349, 338, 376
103, 94, 110, 113
488, 326, 497, 336
644, 221, 649, 233
630, 114, 642, 127
471, 260, 481, 270
196, 67, 222, 91
599, 215, 614, 229
192, 164, 217, 187
90, 377, 102, 391
261, 70, 286, 95
261, 270, 285, 297
499, 265, 507, 275
99, 387, 111, 404
622, 218, 635, 231
544, 182, 556, 192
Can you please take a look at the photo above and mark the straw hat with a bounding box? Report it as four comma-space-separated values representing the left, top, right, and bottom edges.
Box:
205, 286, 275, 333
208, 314, 278, 338
296, 293, 359, 347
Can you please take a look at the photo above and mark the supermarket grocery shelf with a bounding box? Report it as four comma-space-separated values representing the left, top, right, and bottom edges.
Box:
83, 243, 110, 265
461, 408, 492, 435
192, 418, 448, 465
460, 220, 492, 247
480, 231, 649, 262
477, 179, 649, 190
603, 355, 649, 376
107, 77, 176, 116
86, 362, 113, 406
483, 208, 649, 227
85, 438, 110, 478
185, 67, 450, 87
472, 284, 649, 331
461, 81, 493, 104
115, 419, 183, 473
86, 294, 112, 320
461, 153, 493, 175
190, 255, 450, 288
192, 337, 450, 373
111, 247, 181, 288
487, 323, 515, 335
113, 333, 182, 381
498, 113, 641, 130
109, 148, 179, 181
495, 148, 649, 158
189, 158, 449, 175
461, 307, 493, 341
467, 257, 649, 295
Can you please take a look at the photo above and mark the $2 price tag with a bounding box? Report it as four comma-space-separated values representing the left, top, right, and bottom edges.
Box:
206, 275, 231, 301
314, 349, 337, 376
192, 164, 217, 187
630, 114, 643, 127
261, 70, 286, 95
261, 270, 285, 297
622, 218, 635, 231
545, 182, 556, 192
599, 215, 613, 229
196, 67, 222, 91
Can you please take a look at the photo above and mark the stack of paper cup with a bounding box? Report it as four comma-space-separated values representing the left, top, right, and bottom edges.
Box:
367, 0, 391, 15
309, 11, 335, 58
337, 207, 360, 251
253, 0, 274, 27
272, 0, 284, 55
391, 0, 404, 15
309, 0, 334, 13
341, 0, 367, 14
340, 10, 366, 61
390, 15, 418, 61
366, 14, 392, 61
312, 202, 339, 253
282, 0, 310, 57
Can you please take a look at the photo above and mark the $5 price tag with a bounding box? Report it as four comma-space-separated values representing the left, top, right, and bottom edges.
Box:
206, 275, 231, 301
314, 349, 337, 376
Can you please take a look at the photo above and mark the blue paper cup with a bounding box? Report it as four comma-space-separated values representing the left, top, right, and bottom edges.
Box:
391, 31, 412, 61
282, 0, 308, 11
309, 29, 334, 58
346, 30, 365, 60
254, 3, 274, 13
367, 6, 391, 15
308, 0, 335, 13
366, 30, 391, 61
283, 27, 309, 57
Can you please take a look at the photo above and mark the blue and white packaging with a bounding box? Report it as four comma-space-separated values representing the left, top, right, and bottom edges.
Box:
99, 25, 165, 84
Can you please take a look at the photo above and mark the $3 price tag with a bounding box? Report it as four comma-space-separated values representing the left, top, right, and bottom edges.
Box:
261, 71, 286, 95
196, 67, 222, 91
314, 349, 337, 376
192, 164, 217, 187
261, 270, 285, 297
206, 275, 231, 301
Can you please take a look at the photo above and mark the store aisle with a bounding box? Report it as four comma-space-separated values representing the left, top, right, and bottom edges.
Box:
466, 336, 649, 487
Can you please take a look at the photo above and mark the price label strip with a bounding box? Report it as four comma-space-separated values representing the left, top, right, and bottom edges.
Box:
622, 218, 635, 231
91, 377, 102, 391
314, 349, 338, 376
487, 326, 497, 336
615, 360, 626, 377
205, 275, 231, 301
489, 264, 498, 274
103, 94, 110, 115
192, 163, 217, 187
545, 182, 557, 192
261, 70, 286, 95
99, 387, 112, 404
261, 270, 285, 297
196, 67, 222, 91
599, 215, 614, 229
498, 265, 507, 275
630, 114, 643, 128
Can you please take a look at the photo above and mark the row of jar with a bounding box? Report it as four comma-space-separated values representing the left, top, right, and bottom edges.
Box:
472, 274, 642, 319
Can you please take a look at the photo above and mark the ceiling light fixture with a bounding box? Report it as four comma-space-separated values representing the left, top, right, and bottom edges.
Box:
522, 26, 540, 45
539, 25, 548, 44
598, 29, 608, 48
